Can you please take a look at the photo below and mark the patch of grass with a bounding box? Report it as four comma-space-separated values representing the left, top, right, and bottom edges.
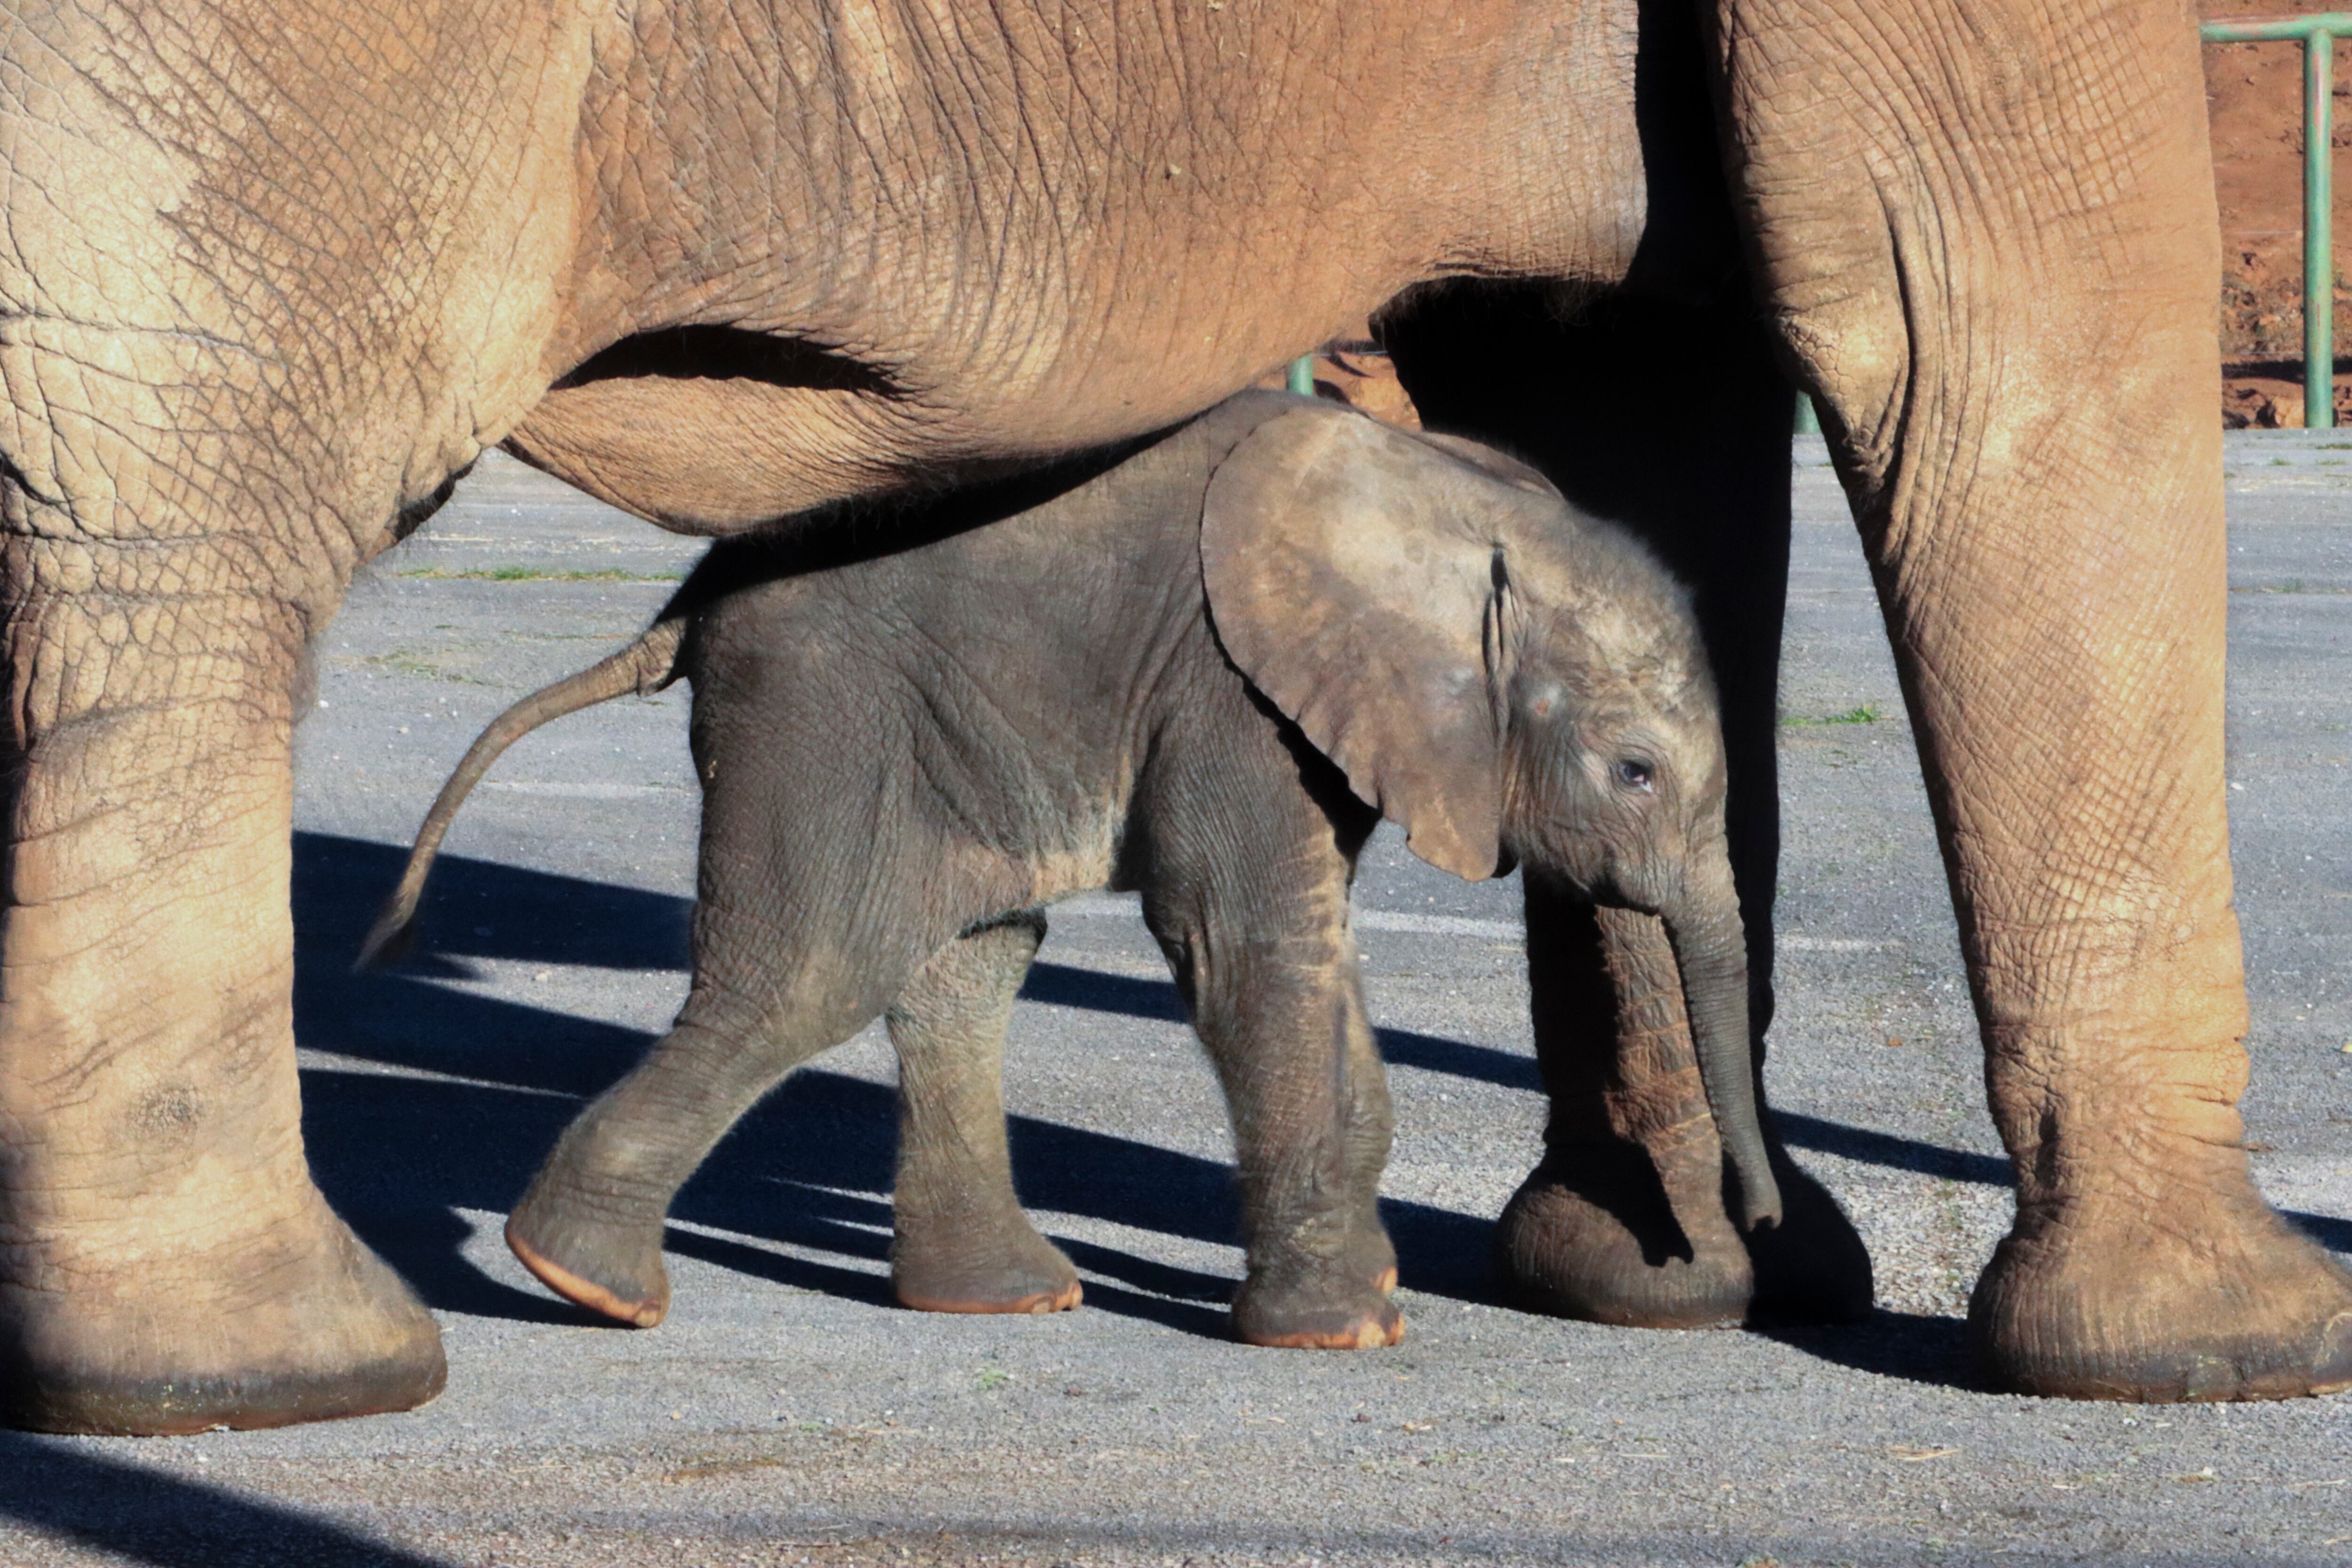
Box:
975, 1366, 1010, 1393
397, 565, 685, 582
357, 652, 492, 685
1781, 703, 1883, 727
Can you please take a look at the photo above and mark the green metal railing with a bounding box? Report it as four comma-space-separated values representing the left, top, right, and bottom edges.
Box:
1286, 355, 1314, 395
2203, 13, 2352, 427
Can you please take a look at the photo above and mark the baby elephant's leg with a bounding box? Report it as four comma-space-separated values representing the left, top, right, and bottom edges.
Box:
1151, 874, 1402, 1351
1336, 975, 1399, 1297
506, 978, 885, 1329
1202, 946, 1401, 1349
889, 911, 1081, 1314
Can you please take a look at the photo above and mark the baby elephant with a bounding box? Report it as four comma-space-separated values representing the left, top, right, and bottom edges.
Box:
366, 390, 1779, 1350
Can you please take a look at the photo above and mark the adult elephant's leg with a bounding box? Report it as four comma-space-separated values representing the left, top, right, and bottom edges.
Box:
0, 581, 445, 1433
1719, 0, 2352, 1397
888, 911, 1082, 1315
1387, 289, 1870, 1326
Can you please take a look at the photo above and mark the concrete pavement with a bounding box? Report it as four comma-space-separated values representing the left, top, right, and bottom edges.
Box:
1, 434, 2348, 1566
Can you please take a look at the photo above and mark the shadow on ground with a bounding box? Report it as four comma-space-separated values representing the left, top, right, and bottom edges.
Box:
1755, 1311, 1983, 1391
294, 833, 2350, 1382
296, 833, 1487, 1337
0, 1432, 450, 1568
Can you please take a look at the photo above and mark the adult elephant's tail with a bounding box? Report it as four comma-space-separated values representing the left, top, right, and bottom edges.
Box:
358, 616, 690, 970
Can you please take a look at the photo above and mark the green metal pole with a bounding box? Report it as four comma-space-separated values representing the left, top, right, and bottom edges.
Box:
2201, 16, 2352, 423
1287, 355, 1314, 396
2309, 28, 2336, 427
1794, 390, 1820, 436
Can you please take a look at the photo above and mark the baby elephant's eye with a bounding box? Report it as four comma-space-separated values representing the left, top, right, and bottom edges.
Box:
1614, 758, 1655, 792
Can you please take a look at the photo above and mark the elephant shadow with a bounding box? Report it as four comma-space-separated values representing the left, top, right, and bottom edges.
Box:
291, 833, 1495, 1343
0, 1429, 458, 1568
299, 832, 2350, 1385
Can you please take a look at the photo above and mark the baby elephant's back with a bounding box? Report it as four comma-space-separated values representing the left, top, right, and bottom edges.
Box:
682, 400, 1278, 887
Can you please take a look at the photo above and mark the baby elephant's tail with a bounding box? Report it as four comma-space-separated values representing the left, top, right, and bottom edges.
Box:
358, 616, 689, 970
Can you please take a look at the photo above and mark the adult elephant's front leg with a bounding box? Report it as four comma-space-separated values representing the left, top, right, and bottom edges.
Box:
0, 577, 445, 1433
1388, 290, 1871, 1326
1721, 0, 2352, 1397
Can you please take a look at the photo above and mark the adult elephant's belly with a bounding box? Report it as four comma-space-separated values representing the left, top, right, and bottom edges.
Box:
502, 322, 1288, 536
508, 371, 944, 534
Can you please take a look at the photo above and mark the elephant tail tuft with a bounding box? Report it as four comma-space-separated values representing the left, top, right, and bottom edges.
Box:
358, 616, 689, 970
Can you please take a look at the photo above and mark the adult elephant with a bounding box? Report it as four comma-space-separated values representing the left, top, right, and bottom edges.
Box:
1, 0, 2342, 1433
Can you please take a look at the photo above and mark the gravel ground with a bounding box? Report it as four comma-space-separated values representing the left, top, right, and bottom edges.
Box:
1, 435, 2348, 1566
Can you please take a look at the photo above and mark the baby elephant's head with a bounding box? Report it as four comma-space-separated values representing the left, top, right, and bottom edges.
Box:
1201, 401, 1779, 1230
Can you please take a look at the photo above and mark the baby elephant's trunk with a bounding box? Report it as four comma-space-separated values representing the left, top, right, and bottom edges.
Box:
356, 617, 690, 969
1659, 856, 1783, 1232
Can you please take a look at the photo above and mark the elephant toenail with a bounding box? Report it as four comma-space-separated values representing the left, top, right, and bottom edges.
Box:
2311, 1312, 2352, 1397
2178, 1354, 2238, 1402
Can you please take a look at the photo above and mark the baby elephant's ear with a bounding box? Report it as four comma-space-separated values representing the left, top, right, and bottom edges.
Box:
1201, 405, 1550, 881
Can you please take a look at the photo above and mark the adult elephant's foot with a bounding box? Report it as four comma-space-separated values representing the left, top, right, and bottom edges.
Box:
1971, 1183, 2352, 1402
1496, 1131, 1753, 1329
1495, 1129, 1871, 1329
2, 1193, 446, 1436
0, 695, 446, 1434
505, 1191, 670, 1328
1233, 1252, 1406, 1349
892, 1210, 1082, 1315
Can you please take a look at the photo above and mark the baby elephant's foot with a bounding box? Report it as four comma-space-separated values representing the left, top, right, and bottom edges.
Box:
505, 1194, 671, 1329
893, 1212, 1082, 1315
1233, 1260, 1406, 1350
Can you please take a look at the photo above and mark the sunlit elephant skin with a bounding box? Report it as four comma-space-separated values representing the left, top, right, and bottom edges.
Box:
2, 0, 2342, 1432
364, 394, 1780, 1349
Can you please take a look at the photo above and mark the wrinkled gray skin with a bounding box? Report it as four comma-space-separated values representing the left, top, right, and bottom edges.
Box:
367, 394, 1780, 1347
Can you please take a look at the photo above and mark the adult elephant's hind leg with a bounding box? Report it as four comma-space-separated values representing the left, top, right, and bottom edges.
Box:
888, 911, 1081, 1315
0, 592, 444, 1434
